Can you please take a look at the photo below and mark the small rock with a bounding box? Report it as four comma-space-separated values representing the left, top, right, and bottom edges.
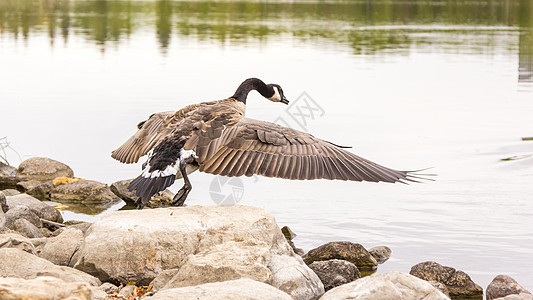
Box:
0, 248, 101, 286
99, 282, 120, 294
91, 287, 109, 299
111, 178, 174, 208
0, 191, 7, 213
281, 225, 304, 255
410, 261, 483, 299
148, 278, 294, 300
50, 180, 121, 205
5, 206, 42, 229
0, 162, 20, 189
319, 272, 450, 300
10, 218, 45, 238
1, 188, 20, 196
118, 284, 136, 297
39, 228, 84, 266
368, 245, 391, 264
6, 193, 63, 223
487, 275, 532, 300
0, 276, 92, 300
17, 157, 74, 182
0, 232, 36, 253
303, 241, 378, 272
308, 259, 360, 291
429, 280, 451, 297
17, 180, 55, 200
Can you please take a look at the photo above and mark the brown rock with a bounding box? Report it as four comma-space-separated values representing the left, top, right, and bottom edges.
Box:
303, 241, 378, 272
50, 180, 120, 205
308, 259, 360, 291
17, 157, 74, 182
10, 218, 45, 238
6, 193, 63, 223
368, 246, 392, 264
4, 206, 42, 229
487, 275, 532, 300
410, 261, 483, 299
16, 180, 55, 200
110, 178, 174, 208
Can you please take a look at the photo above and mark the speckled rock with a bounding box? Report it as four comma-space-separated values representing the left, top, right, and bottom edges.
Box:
16, 157, 74, 182
308, 259, 360, 291
303, 241, 378, 272
487, 275, 532, 300
410, 261, 483, 299
50, 180, 120, 205
368, 246, 392, 264
16, 180, 55, 200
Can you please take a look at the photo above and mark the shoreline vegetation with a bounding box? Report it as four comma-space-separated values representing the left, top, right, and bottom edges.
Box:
1, 157, 531, 299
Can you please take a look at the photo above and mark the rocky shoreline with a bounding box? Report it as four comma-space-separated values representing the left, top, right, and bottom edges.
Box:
1, 157, 532, 300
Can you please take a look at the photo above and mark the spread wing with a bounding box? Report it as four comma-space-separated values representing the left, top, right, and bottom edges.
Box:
187, 118, 419, 183
111, 101, 215, 164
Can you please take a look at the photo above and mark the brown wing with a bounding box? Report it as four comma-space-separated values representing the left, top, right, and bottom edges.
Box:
189, 118, 416, 183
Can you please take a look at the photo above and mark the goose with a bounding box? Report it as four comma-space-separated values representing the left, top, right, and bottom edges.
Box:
112, 78, 426, 209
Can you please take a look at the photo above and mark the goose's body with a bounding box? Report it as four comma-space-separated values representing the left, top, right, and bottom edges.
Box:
112, 78, 422, 209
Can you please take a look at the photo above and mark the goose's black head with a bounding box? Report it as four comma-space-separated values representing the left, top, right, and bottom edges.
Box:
231, 78, 289, 105
266, 84, 289, 105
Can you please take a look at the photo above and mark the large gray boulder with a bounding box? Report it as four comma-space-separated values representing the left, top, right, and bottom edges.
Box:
6, 193, 63, 223
148, 278, 293, 300
487, 275, 532, 300
111, 178, 175, 208
303, 241, 378, 273
308, 259, 360, 291
16, 157, 74, 182
0, 276, 92, 300
73, 205, 324, 300
38, 228, 84, 266
319, 272, 450, 300
410, 261, 483, 299
0, 248, 100, 286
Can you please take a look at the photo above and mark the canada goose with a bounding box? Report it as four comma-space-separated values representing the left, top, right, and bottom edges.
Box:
112, 78, 425, 209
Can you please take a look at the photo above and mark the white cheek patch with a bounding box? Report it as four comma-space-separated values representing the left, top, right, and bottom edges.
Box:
268, 87, 281, 102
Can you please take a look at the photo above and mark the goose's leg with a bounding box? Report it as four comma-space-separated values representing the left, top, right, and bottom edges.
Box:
172, 157, 194, 207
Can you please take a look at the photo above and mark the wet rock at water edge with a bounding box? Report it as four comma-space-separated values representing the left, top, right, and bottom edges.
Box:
6, 193, 63, 223
148, 278, 294, 300
486, 275, 532, 300
110, 178, 175, 208
410, 261, 483, 299
368, 245, 392, 264
308, 259, 360, 291
281, 225, 304, 255
303, 241, 378, 273
16, 157, 74, 182
0, 276, 92, 300
319, 272, 450, 300
16, 179, 55, 200
0, 162, 20, 189
50, 180, 121, 205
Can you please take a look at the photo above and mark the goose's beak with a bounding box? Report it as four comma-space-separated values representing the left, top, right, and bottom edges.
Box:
280, 98, 289, 105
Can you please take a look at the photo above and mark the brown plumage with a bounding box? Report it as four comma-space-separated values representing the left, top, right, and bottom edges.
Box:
112, 78, 427, 209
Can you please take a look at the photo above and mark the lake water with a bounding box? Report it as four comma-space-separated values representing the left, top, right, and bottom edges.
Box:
1, 0, 532, 295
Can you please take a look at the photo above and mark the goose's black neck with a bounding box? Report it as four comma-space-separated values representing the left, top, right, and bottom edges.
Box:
231, 78, 272, 104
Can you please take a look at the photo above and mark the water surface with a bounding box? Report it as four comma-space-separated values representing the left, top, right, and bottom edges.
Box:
1, 0, 532, 293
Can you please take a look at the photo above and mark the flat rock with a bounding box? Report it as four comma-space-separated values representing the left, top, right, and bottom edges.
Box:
6, 193, 63, 223
148, 278, 293, 300
111, 178, 175, 208
487, 275, 532, 300
410, 261, 483, 299
17, 157, 74, 182
303, 241, 378, 272
308, 259, 360, 291
73, 205, 324, 300
0, 232, 36, 254
50, 180, 120, 205
0, 162, 20, 189
0, 248, 101, 286
1, 189, 20, 196
369, 245, 392, 264
319, 272, 450, 300
0, 276, 92, 300
39, 228, 84, 266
